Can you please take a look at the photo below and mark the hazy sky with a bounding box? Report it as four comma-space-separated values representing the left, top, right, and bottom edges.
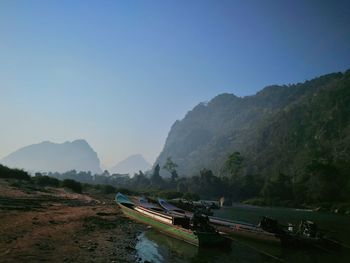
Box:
1, 0, 349, 167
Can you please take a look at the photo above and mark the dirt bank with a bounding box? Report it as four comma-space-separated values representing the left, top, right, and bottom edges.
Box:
0, 179, 144, 263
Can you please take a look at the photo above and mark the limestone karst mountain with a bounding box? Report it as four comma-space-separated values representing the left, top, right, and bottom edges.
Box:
110, 154, 151, 176
155, 70, 350, 181
1, 139, 102, 174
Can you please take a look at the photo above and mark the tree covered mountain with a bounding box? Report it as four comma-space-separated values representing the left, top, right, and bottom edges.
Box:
155, 70, 350, 204
1, 139, 102, 174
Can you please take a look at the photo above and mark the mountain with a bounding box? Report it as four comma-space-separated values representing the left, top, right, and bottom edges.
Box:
155, 70, 350, 181
110, 154, 151, 176
1, 139, 102, 174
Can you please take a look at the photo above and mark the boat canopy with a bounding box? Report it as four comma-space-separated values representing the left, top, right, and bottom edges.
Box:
115, 192, 134, 206
138, 197, 163, 211
158, 198, 186, 214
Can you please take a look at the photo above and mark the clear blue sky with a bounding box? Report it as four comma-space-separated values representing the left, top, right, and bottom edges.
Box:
1, 0, 349, 167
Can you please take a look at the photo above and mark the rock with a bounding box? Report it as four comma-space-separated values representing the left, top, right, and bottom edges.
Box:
125, 245, 135, 251
87, 246, 95, 252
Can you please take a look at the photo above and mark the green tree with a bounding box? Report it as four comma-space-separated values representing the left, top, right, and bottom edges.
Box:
225, 152, 244, 180
0, 164, 30, 180
132, 170, 150, 189
240, 174, 263, 200
262, 172, 294, 203
198, 169, 224, 199
151, 164, 163, 187
163, 157, 178, 182
62, 179, 82, 193
305, 160, 344, 203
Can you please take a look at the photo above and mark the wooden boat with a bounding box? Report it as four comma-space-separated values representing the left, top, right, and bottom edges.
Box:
158, 199, 341, 251
115, 193, 231, 247
158, 198, 280, 244
166, 198, 214, 215
259, 217, 342, 251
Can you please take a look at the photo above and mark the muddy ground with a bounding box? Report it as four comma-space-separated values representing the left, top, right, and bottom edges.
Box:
0, 179, 144, 263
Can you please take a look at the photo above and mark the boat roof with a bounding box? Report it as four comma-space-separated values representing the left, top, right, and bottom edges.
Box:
138, 197, 163, 210
115, 193, 134, 206
158, 198, 185, 213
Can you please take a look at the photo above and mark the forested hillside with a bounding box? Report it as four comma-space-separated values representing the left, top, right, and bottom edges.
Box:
155, 70, 350, 205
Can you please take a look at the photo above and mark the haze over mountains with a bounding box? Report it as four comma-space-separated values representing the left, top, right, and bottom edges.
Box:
1, 140, 102, 174
0, 139, 152, 176
109, 154, 151, 176
1, 70, 349, 185
156, 70, 350, 181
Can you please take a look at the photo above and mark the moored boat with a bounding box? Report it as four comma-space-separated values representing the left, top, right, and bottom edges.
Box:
259, 217, 342, 251
157, 198, 341, 251
115, 193, 231, 247
158, 198, 280, 244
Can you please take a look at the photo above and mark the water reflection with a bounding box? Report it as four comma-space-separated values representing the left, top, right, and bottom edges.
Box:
135, 229, 273, 263
136, 232, 164, 263
135, 230, 197, 263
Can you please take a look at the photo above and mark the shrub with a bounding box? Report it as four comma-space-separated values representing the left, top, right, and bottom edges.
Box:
33, 174, 59, 187
158, 190, 183, 200
183, 192, 200, 201
0, 164, 31, 180
61, 179, 82, 193
242, 197, 267, 206
101, 184, 116, 194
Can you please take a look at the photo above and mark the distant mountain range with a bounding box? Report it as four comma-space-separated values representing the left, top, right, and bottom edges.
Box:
110, 154, 151, 176
1, 139, 102, 174
155, 70, 350, 180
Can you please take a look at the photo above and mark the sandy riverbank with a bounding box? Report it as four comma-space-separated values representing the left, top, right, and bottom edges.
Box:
0, 179, 144, 263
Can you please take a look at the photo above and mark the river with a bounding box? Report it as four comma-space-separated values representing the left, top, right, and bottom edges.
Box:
135, 204, 350, 263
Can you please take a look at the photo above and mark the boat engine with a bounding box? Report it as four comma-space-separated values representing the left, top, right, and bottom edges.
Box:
298, 220, 318, 238
192, 210, 216, 233
259, 216, 283, 234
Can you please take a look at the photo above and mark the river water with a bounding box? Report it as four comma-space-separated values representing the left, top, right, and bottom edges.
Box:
135, 204, 350, 263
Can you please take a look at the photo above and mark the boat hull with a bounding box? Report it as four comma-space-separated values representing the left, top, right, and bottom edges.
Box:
119, 203, 199, 246
158, 198, 279, 244
215, 225, 281, 243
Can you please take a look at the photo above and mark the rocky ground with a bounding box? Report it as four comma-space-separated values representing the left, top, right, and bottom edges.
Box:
0, 179, 144, 263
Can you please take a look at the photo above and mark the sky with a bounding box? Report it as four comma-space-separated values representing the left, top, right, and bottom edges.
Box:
0, 0, 349, 167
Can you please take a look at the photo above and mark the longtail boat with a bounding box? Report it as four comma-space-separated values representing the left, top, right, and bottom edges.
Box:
158, 198, 342, 250
115, 193, 231, 247
158, 198, 280, 243
258, 217, 342, 250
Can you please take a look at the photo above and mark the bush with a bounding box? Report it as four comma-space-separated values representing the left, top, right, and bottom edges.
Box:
101, 184, 116, 194
61, 179, 82, 193
183, 192, 200, 201
32, 174, 59, 187
0, 164, 31, 180
242, 197, 267, 206
158, 190, 183, 200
